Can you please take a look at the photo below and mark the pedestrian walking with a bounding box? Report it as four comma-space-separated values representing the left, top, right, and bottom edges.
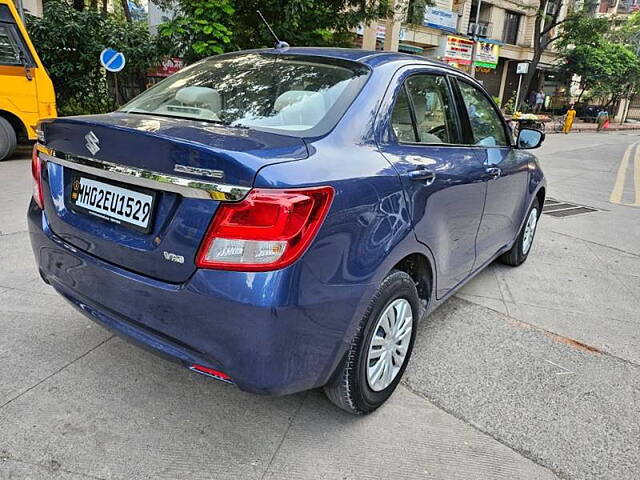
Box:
534, 90, 545, 113
563, 105, 576, 134
528, 90, 537, 112
596, 109, 609, 131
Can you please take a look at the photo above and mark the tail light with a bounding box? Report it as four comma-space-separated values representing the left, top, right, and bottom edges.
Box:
31, 144, 44, 209
196, 186, 334, 271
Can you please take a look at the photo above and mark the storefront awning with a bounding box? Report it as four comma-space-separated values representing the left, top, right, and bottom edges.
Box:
398, 43, 424, 54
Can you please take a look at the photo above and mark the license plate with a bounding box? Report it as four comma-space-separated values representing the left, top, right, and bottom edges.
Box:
70, 176, 155, 232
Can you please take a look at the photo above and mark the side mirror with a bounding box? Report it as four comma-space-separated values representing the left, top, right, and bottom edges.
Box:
517, 128, 545, 149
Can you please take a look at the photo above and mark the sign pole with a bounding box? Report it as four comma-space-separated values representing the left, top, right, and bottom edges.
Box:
469, 0, 482, 78
515, 74, 523, 112
514, 63, 529, 112
100, 48, 126, 107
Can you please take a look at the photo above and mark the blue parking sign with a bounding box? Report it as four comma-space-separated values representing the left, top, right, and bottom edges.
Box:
100, 48, 126, 73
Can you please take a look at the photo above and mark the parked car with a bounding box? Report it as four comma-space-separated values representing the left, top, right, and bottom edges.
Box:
0, 0, 56, 160
28, 48, 545, 414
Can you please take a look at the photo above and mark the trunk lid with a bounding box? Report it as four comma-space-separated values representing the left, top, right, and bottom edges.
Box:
40, 113, 308, 283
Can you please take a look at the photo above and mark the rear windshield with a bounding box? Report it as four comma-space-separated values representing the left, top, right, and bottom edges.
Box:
121, 53, 370, 136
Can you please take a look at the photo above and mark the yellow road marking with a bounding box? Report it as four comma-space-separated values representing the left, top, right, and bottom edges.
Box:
635, 143, 640, 206
610, 142, 636, 204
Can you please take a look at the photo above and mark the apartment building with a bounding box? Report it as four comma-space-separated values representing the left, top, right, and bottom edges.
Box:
593, 0, 640, 15
359, 0, 570, 108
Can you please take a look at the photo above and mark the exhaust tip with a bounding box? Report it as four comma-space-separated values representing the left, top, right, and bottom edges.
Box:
189, 364, 233, 384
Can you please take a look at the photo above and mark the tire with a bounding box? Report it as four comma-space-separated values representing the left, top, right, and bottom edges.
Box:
0, 117, 17, 161
500, 198, 540, 266
323, 270, 420, 415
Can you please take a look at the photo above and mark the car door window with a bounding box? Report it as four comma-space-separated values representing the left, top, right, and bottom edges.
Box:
457, 81, 508, 147
390, 74, 459, 144
389, 87, 417, 143
405, 75, 458, 144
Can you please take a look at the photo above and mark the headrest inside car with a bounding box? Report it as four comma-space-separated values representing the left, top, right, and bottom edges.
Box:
175, 87, 221, 111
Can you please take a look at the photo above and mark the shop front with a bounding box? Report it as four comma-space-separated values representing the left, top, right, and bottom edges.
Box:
473, 40, 502, 98
437, 35, 474, 73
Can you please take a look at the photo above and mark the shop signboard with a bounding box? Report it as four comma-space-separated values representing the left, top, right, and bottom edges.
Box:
474, 41, 500, 69
356, 24, 406, 40
423, 7, 458, 33
148, 57, 185, 78
440, 35, 474, 65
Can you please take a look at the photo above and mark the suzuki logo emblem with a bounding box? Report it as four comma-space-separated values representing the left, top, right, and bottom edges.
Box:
85, 131, 100, 155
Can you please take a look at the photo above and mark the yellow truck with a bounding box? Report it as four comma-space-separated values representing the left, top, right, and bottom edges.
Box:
0, 0, 56, 160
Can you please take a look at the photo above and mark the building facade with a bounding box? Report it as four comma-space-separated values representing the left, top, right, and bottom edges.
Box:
359, 0, 570, 110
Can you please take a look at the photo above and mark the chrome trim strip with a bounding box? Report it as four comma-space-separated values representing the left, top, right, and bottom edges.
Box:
38, 148, 250, 202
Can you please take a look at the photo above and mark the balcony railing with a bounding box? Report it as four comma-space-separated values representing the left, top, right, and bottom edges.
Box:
468, 21, 491, 38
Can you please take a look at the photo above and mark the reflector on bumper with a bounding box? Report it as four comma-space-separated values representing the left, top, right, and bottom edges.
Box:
189, 364, 233, 383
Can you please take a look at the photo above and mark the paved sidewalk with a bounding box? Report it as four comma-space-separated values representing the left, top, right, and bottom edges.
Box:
545, 120, 640, 133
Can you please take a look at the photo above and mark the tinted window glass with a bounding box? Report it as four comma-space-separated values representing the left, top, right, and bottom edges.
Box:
0, 25, 20, 65
458, 81, 508, 146
390, 87, 416, 143
405, 75, 458, 144
121, 53, 369, 135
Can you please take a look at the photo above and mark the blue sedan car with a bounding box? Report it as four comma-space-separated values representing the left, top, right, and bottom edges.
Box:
28, 48, 545, 414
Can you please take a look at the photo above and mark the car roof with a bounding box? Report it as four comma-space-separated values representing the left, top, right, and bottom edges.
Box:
254, 47, 459, 72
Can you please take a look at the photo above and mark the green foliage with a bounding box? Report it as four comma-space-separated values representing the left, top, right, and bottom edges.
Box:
405, 0, 431, 25
558, 13, 640, 105
156, 0, 394, 58
556, 14, 610, 50
503, 92, 518, 115
230, 1, 392, 50
26, 0, 163, 115
157, 0, 234, 61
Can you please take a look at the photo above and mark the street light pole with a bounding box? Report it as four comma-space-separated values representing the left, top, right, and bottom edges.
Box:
469, 0, 482, 78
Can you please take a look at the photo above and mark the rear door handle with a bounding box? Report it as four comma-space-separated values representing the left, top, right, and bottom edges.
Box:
408, 168, 436, 183
485, 166, 501, 178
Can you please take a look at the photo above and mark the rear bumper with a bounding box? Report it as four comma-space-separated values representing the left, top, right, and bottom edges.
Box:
28, 201, 374, 396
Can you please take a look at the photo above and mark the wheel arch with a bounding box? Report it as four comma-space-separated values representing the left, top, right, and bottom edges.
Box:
535, 186, 546, 215
390, 252, 434, 310
0, 109, 28, 142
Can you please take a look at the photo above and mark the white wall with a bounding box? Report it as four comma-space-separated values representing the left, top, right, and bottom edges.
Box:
14, 0, 43, 17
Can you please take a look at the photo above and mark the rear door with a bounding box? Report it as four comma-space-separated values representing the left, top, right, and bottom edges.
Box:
0, 4, 38, 113
452, 78, 529, 268
377, 68, 487, 299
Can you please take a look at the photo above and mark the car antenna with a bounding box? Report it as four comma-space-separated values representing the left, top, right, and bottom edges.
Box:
256, 10, 289, 50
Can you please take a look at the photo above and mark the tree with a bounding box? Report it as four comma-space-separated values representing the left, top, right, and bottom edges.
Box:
26, 0, 163, 114
558, 14, 640, 109
230, 1, 392, 50
121, 0, 132, 22
156, 0, 394, 61
405, 0, 430, 25
157, 0, 234, 61
520, 0, 570, 104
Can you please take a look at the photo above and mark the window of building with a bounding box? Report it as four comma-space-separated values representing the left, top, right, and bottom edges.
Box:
502, 11, 521, 45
